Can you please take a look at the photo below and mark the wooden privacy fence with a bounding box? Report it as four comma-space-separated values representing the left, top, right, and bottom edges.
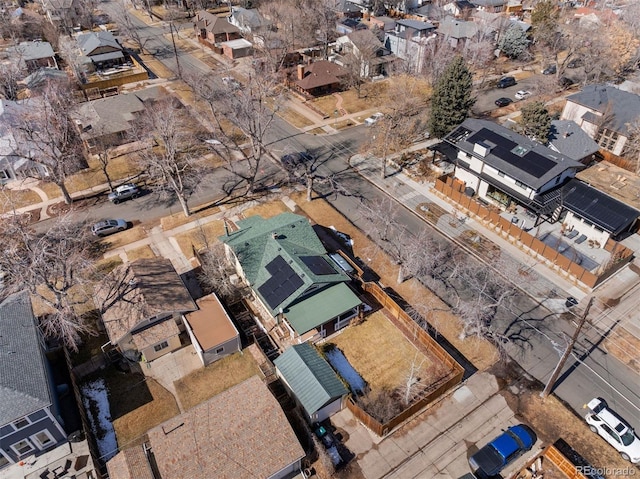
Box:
434, 177, 634, 289
345, 282, 464, 437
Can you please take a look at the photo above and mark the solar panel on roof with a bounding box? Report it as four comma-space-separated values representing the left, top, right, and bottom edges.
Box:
467, 128, 555, 179
300, 256, 336, 275
258, 256, 304, 309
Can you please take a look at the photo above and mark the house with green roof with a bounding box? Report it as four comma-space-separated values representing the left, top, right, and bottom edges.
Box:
220, 213, 361, 341
274, 343, 348, 423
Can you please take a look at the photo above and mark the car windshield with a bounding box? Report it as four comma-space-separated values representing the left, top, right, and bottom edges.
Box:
621, 429, 637, 446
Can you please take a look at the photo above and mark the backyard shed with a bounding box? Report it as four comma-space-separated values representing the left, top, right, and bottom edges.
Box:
184, 293, 240, 366
274, 342, 348, 423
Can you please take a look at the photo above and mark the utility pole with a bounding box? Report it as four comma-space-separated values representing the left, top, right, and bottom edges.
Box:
541, 296, 594, 399
169, 22, 182, 79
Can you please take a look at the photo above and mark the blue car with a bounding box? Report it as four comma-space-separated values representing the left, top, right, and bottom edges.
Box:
469, 424, 537, 478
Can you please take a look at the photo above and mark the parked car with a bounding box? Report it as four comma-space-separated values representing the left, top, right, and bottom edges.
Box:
567, 57, 583, 69
108, 183, 141, 204
515, 90, 532, 100
92, 219, 128, 237
495, 97, 513, 107
558, 76, 575, 89
364, 112, 384, 126
469, 424, 537, 478
542, 64, 557, 75
496, 76, 517, 88
585, 397, 640, 463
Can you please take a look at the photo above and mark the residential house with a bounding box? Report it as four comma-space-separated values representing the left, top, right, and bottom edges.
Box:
7, 41, 58, 73
443, 0, 476, 18
0, 98, 51, 184
75, 30, 126, 73
561, 84, 640, 157
220, 213, 362, 342
71, 85, 164, 151
95, 258, 198, 362
548, 120, 600, 164
107, 376, 306, 479
334, 29, 396, 78
228, 6, 271, 36
559, 179, 639, 246
473, 0, 507, 13
385, 18, 437, 72
437, 16, 479, 49
21, 68, 69, 91
333, 0, 363, 18
220, 38, 253, 59
443, 118, 584, 217
0, 291, 67, 470
336, 17, 367, 35
184, 293, 240, 366
292, 60, 347, 97
194, 10, 241, 45
275, 343, 349, 423
369, 16, 398, 32
40, 0, 83, 30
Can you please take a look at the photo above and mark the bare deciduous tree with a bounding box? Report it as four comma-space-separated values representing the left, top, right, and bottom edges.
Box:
0, 214, 98, 350
135, 96, 208, 217
110, 0, 148, 53
0, 62, 24, 101
198, 242, 241, 301
14, 80, 85, 204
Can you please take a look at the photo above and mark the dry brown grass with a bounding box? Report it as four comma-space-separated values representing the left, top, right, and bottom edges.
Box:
37, 181, 62, 200
100, 225, 148, 250
328, 312, 433, 392
66, 155, 142, 194
278, 108, 315, 128
241, 199, 290, 219
160, 204, 221, 231
174, 352, 261, 411
0, 189, 41, 213
292, 192, 498, 371
126, 245, 157, 261
173, 221, 226, 258
311, 82, 389, 117
109, 373, 180, 447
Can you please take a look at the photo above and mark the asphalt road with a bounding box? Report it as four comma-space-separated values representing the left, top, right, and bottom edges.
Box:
84, 0, 640, 434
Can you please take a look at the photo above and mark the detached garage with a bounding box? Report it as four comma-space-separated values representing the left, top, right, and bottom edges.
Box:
184, 293, 240, 366
221, 38, 253, 59
275, 343, 348, 423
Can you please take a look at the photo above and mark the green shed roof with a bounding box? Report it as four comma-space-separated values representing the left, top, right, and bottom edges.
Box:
285, 282, 361, 334
274, 343, 348, 417
220, 213, 352, 318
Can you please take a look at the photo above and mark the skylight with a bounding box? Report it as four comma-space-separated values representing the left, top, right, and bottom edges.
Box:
512, 145, 528, 156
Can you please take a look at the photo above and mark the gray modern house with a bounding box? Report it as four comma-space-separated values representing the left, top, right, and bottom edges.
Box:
0, 291, 67, 470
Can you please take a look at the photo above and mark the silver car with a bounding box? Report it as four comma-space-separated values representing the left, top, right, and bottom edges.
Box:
92, 219, 128, 237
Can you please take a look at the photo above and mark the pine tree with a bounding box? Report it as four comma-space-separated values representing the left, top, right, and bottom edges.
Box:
428, 56, 475, 139
499, 25, 529, 59
521, 101, 551, 143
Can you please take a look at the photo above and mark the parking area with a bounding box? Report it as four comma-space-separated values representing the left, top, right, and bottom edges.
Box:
332, 372, 542, 479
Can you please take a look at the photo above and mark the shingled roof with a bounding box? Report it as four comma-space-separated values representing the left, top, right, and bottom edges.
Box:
275, 343, 347, 417
0, 291, 53, 425
295, 61, 346, 90
106, 446, 155, 479
147, 376, 305, 479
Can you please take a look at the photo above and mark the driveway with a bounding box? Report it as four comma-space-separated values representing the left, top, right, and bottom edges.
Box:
332, 372, 541, 479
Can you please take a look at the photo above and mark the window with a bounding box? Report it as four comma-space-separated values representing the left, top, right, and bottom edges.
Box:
596, 128, 619, 151
11, 439, 34, 457
0, 170, 9, 180
153, 341, 169, 352
600, 424, 620, 444
215, 347, 224, 354
33, 430, 55, 449
497, 171, 505, 178
515, 180, 527, 189
0, 454, 9, 469
13, 418, 29, 429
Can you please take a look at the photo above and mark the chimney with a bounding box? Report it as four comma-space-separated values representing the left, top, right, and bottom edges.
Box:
297, 64, 305, 80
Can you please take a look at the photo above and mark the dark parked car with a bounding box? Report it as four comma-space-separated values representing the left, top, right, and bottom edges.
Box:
496, 76, 517, 88
567, 57, 583, 69
558, 76, 575, 89
542, 64, 557, 75
91, 219, 128, 237
469, 424, 537, 478
495, 97, 513, 107
108, 183, 141, 204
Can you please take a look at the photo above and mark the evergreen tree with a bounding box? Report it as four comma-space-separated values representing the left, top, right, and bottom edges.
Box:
531, 0, 559, 47
521, 101, 551, 143
499, 25, 530, 59
428, 56, 475, 139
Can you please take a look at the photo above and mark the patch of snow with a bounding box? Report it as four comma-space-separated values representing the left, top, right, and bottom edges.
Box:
81, 378, 117, 461
325, 348, 366, 395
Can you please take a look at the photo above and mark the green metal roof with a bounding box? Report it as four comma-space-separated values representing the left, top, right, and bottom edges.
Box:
220, 213, 352, 318
285, 282, 361, 334
274, 343, 348, 417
